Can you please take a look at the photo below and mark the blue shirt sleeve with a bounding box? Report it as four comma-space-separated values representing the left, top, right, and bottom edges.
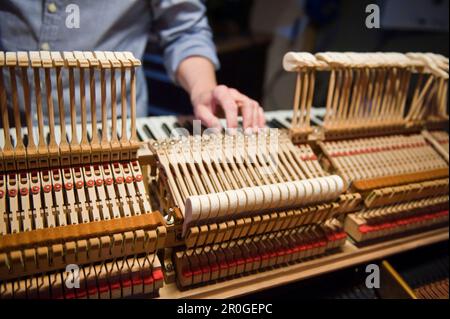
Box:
151, 0, 220, 83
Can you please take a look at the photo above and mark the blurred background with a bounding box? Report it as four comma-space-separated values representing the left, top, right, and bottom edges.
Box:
144, 0, 449, 116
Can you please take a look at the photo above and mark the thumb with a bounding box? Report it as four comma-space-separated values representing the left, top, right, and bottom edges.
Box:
194, 104, 222, 130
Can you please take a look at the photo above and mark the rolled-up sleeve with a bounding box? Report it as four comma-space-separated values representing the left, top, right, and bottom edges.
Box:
151, 0, 220, 82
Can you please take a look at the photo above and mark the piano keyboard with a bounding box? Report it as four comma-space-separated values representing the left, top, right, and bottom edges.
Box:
135, 108, 326, 141
0, 108, 325, 147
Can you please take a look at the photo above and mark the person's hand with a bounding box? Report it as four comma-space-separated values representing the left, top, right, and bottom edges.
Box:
176, 57, 265, 130
191, 85, 265, 131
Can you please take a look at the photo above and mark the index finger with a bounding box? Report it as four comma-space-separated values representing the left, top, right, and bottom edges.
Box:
213, 86, 239, 129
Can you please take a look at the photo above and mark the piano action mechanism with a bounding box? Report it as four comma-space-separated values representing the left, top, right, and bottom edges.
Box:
0, 49, 448, 298
150, 51, 448, 290
0, 51, 167, 298
283, 51, 448, 244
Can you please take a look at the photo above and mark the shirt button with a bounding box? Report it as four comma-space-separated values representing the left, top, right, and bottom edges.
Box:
41, 42, 50, 50
47, 2, 58, 13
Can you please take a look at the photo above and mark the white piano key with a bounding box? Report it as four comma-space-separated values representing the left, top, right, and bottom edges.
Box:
1, 108, 329, 147
9, 127, 16, 147
267, 110, 292, 128
155, 115, 174, 137
312, 107, 326, 118
310, 115, 323, 126
43, 124, 50, 145
76, 123, 83, 143
135, 117, 149, 141
64, 123, 72, 143
31, 126, 39, 147
86, 122, 94, 141
311, 107, 326, 125
140, 118, 158, 140
19, 127, 27, 146
146, 117, 170, 139
0, 128, 4, 149
159, 115, 179, 137
53, 124, 61, 144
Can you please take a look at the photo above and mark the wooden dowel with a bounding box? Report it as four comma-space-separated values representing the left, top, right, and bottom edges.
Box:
56, 66, 68, 147
299, 71, 309, 128
110, 67, 118, 143
44, 68, 58, 149
330, 69, 342, 126
120, 67, 128, 143
0, 68, 13, 150
9, 66, 25, 150
20, 67, 36, 150
100, 68, 108, 145
305, 70, 315, 128
89, 67, 99, 145
32, 68, 46, 151
68, 67, 78, 146
324, 69, 335, 124
292, 71, 301, 129
79, 67, 89, 145
130, 67, 137, 143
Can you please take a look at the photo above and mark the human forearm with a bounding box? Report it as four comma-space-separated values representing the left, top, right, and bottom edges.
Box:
176, 56, 217, 99
153, 0, 264, 129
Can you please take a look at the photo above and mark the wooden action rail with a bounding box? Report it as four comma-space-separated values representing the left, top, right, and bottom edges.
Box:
0, 51, 167, 297
344, 195, 448, 242
283, 51, 449, 244
363, 178, 448, 209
